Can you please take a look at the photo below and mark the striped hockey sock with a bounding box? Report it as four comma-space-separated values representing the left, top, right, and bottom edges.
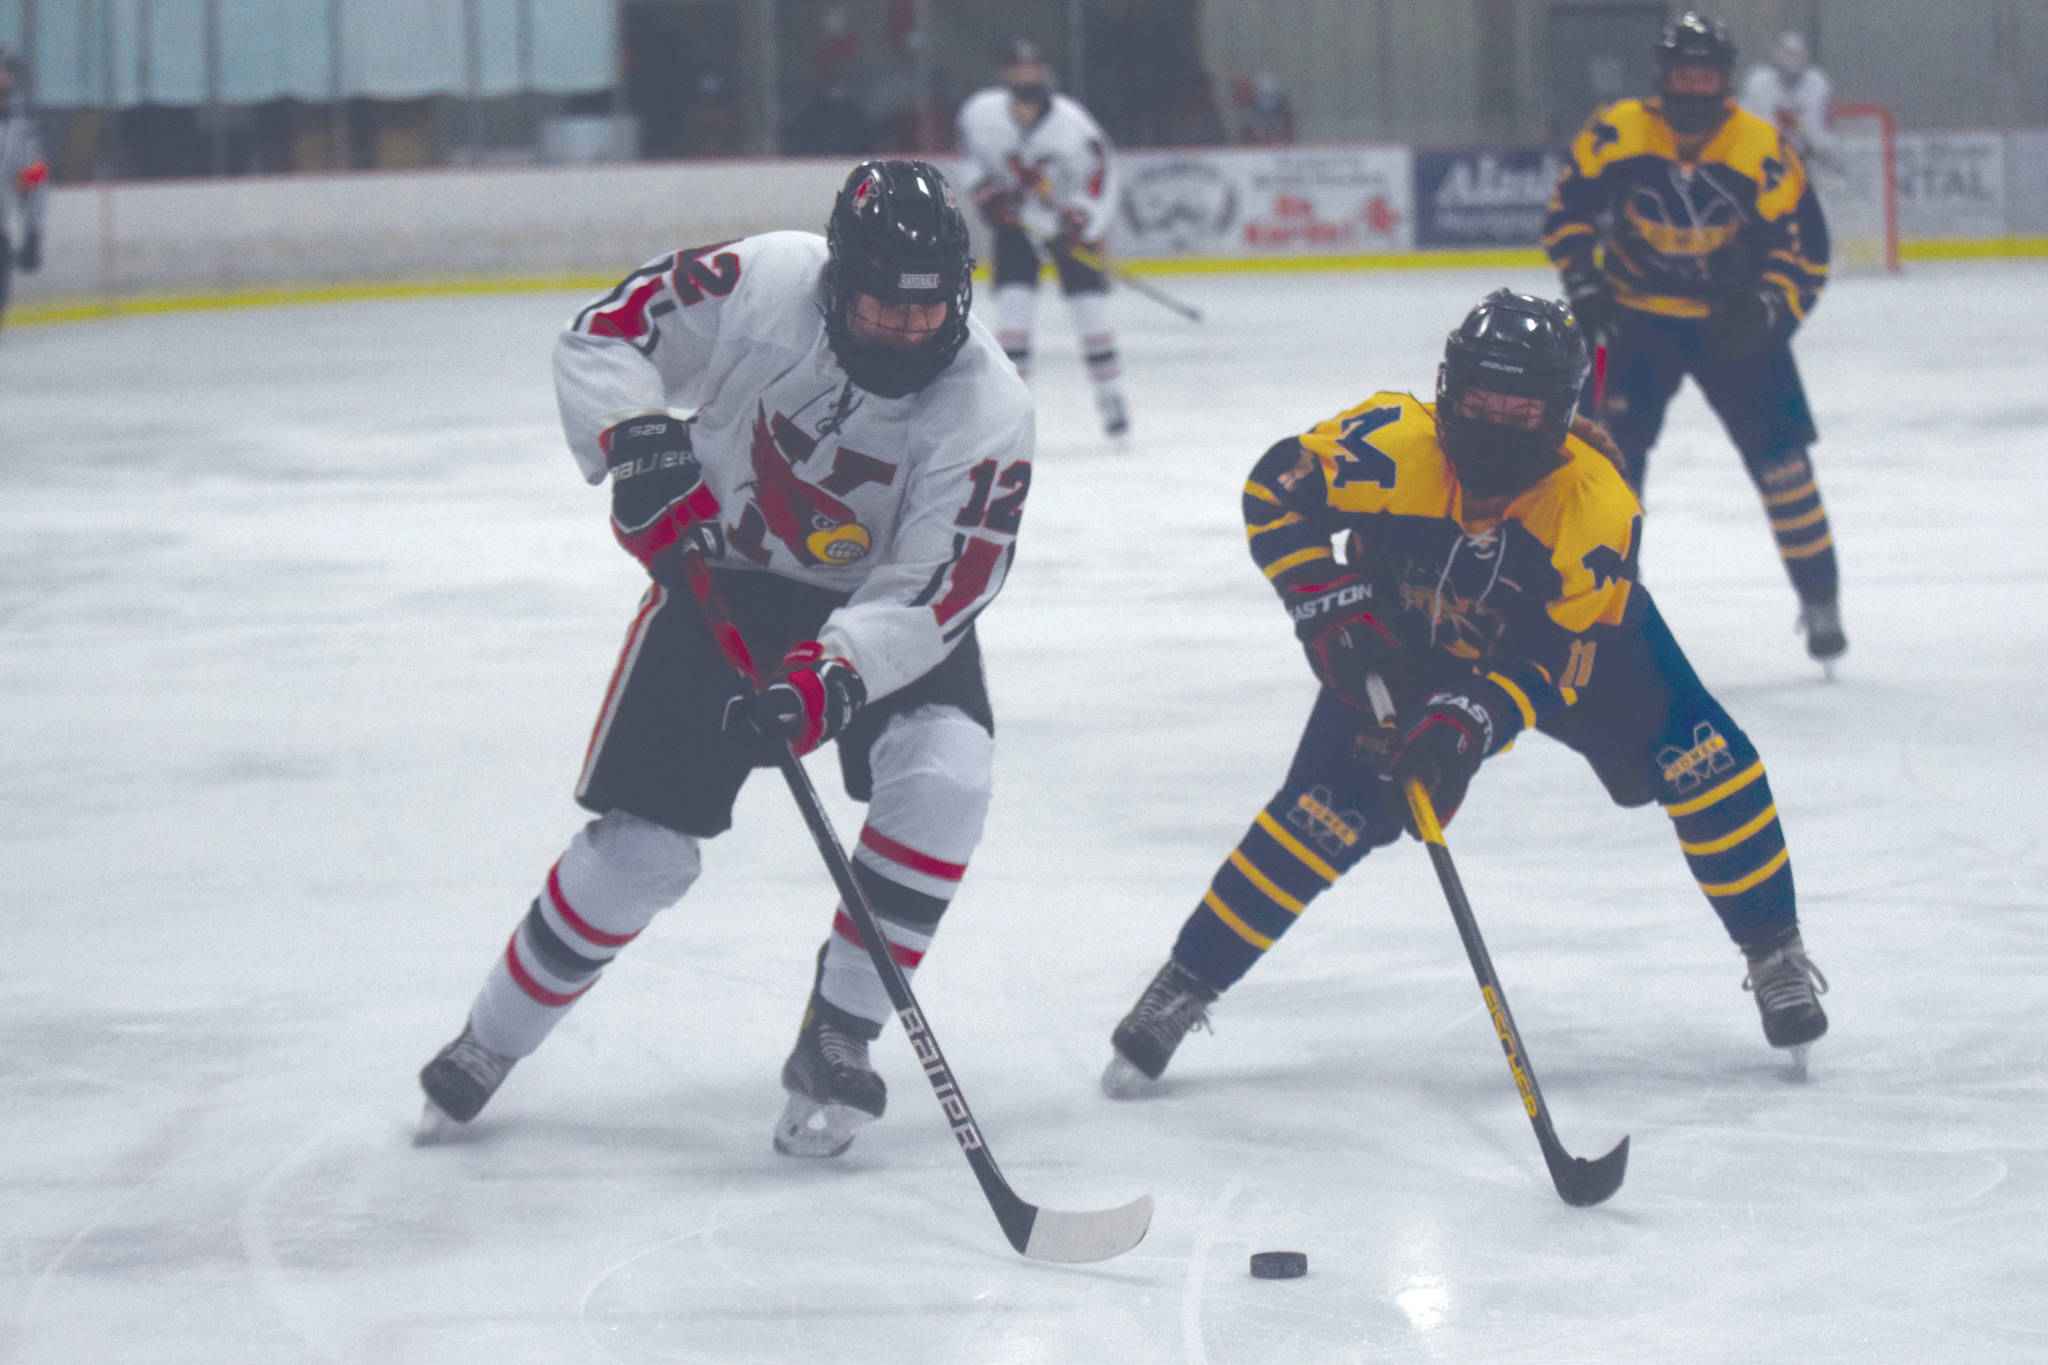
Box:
467, 813, 699, 1058
1171, 788, 1376, 991
996, 282, 1035, 379
813, 825, 966, 1028
1659, 726, 1797, 946
1754, 450, 1840, 603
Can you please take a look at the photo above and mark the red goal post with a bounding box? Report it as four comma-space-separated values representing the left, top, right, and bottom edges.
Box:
1818, 101, 1902, 274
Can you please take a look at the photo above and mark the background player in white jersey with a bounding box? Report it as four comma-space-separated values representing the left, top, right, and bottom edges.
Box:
0, 44, 49, 333
955, 38, 1130, 437
1738, 32, 1836, 168
419, 161, 1036, 1161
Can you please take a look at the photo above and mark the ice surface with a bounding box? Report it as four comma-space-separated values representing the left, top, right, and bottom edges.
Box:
3, 263, 2046, 1363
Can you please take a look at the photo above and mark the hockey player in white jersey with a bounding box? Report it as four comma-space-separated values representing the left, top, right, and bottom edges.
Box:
419, 160, 1036, 1160
1737, 32, 1836, 167
955, 38, 1130, 437
0, 45, 49, 332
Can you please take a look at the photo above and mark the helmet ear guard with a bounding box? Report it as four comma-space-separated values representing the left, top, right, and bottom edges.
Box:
1435, 289, 1591, 501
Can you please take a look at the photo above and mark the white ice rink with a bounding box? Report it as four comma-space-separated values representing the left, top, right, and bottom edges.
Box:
4, 261, 2046, 1363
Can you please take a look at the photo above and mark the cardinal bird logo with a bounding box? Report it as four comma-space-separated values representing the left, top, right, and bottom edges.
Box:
746, 403, 873, 566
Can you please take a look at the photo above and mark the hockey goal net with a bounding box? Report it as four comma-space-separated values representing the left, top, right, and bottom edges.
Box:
1814, 101, 1901, 273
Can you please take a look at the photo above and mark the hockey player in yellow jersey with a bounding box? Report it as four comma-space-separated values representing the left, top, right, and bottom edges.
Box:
1102, 289, 1828, 1097
1544, 12, 1846, 670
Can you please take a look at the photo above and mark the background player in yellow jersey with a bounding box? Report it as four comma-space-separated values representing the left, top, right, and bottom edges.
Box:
1101, 290, 1829, 1095
1544, 12, 1846, 670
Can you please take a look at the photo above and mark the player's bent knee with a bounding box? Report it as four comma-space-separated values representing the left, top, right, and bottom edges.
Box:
1652, 711, 1760, 807
580, 808, 704, 903
1746, 444, 1812, 488
865, 705, 994, 834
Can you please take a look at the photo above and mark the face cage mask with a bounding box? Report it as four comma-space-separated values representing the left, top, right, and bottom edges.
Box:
825, 275, 973, 399
1436, 372, 1576, 501
1658, 85, 1731, 136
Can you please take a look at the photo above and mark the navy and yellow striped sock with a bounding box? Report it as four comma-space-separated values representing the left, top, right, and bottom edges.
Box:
1754, 450, 1840, 603
1172, 787, 1381, 990
1659, 730, 1796, 946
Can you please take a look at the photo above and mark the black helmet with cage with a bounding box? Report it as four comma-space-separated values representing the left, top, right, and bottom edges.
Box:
999, 36, 1056, 115
824, 159, 975, 398
1653, 12, 1737, 135
1434, 289, 1592, 500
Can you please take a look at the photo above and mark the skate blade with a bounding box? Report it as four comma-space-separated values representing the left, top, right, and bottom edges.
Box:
1099, 1054, 1155, 1100
413, 1099, 462, 1147
772, 1092, 875, 1159
1785, 1043, 1812, 1079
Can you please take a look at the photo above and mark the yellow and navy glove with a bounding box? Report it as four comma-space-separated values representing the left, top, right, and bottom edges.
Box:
1707, 286, 1792, 357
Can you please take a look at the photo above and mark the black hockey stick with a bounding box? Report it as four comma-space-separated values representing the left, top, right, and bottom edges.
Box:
1026, 228, 1204, 323
670, 540, 1153, 1262
1068, 243, 1204, 324
1369, 676, 1629, 1207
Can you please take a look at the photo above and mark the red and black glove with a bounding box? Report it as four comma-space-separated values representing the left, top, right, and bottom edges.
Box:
1055, 206, 1094, 253
1288, 576, 1412, 708
722, 642, 867, 764
971, 179, 1021, 230
1386, 689, 1502, 831
603, 414, 720, 578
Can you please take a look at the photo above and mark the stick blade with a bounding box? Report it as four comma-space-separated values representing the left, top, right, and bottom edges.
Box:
1016, 1193, 1155, 1263
1548, 1134, 1630, 1207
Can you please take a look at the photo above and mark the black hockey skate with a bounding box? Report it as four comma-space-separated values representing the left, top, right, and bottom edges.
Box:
1096, 389, 1130, 439
416, 1021, 516, 1143
1798, 598, 1847, 671
1102, 958, 1217, 1098
1742, 928, 1830, 1059
773, 992, 887, 1159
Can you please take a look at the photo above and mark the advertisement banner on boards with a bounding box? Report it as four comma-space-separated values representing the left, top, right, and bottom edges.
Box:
1114, 145, 1414, 259
1412, 148, 1565, 248
1895, 131, 2007, 240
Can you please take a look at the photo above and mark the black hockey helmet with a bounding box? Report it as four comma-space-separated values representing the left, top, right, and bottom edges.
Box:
999, 36, 1056, 113
1435, 289, 1591, 500
1654, 12, 1736, 135
825, 159, 974, 398
1001, 36, 1047, 68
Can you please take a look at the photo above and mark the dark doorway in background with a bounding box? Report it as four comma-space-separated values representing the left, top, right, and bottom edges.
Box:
1548, 3, 1668, 142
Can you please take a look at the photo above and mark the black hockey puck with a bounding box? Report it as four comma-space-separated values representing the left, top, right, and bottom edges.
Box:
1249, 1251, 1307, 1279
